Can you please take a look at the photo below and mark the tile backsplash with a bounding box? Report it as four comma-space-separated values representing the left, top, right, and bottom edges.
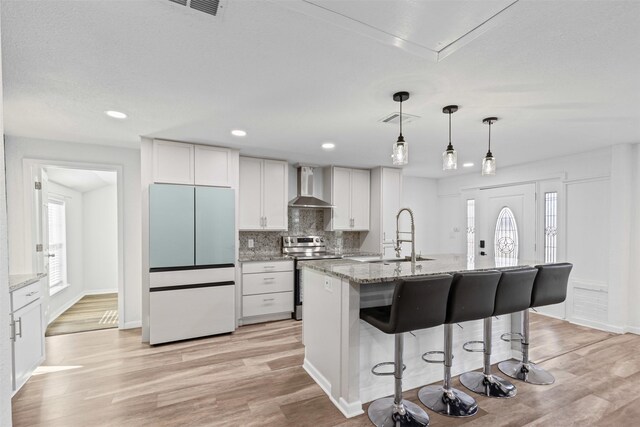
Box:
239, 208, 362, 254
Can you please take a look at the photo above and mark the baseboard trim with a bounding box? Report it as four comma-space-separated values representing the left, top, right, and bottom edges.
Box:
83, 289, 118, 296
303, 358, 364, 418
123, 321, 141, 329
624, 326, 640, 335
48, 293, 85, 325
569, 317, 624, 334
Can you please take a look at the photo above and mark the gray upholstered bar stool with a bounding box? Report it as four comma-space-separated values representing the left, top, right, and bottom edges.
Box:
360, 275, 453, 427
459, 268, 538, 398
418, 270, 502, 417
498, 263, 573, 385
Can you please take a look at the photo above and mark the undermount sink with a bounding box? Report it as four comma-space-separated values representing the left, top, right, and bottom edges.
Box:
368, 256, 434, 264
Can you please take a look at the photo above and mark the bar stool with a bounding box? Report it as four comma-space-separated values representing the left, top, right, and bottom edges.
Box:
498, 263, 573, 385
418, 270, 502, 417
459, 268, 538, 398
360, 275, 453, 427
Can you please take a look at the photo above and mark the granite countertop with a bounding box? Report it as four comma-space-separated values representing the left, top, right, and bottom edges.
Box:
238, 253, 292, 262
9, 273, 48, 292
300, 254, 538, 284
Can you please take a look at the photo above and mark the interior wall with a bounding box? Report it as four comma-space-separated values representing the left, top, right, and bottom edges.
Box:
401, 176, 439, 255
5, 136, 141, 328
47, 181, 84, 322
434, 146, 639, 333
83, 184, 118, 294
0, 8, 13, 423
627, 144, 640, 333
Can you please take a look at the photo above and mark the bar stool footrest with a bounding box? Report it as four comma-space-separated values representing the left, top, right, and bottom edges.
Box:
422, 350, 446, 364
500, 332, 524, 343
462, 340, 485, 353
371, 361, 406, 376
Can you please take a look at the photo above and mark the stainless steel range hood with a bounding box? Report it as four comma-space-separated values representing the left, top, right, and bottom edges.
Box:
288, 166, 334, 208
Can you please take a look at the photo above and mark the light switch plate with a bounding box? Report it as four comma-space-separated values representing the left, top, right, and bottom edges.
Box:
248, 238, 254, 248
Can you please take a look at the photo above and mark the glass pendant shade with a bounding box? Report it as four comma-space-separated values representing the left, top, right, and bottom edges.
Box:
442, 144, 457, 170
482, 153, 496, 175
392, 140, 408, 166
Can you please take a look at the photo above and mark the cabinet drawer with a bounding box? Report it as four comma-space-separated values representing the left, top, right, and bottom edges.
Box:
242, 260, 293, 274
11, 282, 42, 312
243, 271, 293, 296
243, 292, 293, 317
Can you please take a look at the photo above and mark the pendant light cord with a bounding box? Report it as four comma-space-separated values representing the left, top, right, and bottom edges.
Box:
449, 111, 452, 145
488, 121, 492, 152
399, 99, 403, 137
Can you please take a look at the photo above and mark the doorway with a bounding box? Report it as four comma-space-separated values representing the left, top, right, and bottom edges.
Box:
23, 160, 124, 333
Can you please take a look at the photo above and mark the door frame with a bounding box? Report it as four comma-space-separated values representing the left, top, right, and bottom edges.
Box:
22, 158, 125, 329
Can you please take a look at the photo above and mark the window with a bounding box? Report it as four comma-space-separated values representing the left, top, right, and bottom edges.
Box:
544, 192, 558, 263
48, 198, 67, 292
494, 207, 518, 266
466, 199, 475, 261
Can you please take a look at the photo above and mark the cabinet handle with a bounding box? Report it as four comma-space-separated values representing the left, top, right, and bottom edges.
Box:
15, 318, 22, 339
263, 266, 275, 269
263, 298, 275, 302
264, 216, 267, 227
263, 277, 275, 281
26, 291, 39, 297
9, 321, 15, 342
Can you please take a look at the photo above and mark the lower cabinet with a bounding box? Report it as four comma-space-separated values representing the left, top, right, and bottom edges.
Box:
10, 280, 46, 394
241, 260, 293, 324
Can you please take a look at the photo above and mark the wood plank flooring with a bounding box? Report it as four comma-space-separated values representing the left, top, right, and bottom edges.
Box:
45, 293, 118, 336
13, 313, 638, 426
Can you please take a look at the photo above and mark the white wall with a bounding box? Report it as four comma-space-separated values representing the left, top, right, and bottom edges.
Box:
0, 7, 13, 423
5, 136, 141, 328
434, 146, 639, 333
47, 181, 84, 321
401, 176, 439, 255
83, 184, 118, 294
629, 144, 640, 333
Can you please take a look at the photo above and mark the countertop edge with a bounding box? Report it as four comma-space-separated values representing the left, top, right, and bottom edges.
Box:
9, 273, 48, 293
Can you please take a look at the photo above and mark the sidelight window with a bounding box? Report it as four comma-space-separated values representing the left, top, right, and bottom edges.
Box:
48, 198, 68, 293
466, 200, 475, 261
494, 207, 518, 266
544, 192, 558, 263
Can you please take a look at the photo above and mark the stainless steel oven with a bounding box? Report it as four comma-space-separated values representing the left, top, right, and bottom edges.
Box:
282, 236, 341, 320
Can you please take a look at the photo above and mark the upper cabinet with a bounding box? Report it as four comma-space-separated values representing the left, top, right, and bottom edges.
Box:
153, 140, 232, 187
361, 167, 402, 256
324, 167, 370, 231
239, 157, 288, 231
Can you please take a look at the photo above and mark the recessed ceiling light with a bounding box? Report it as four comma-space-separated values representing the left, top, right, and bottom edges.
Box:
231, 129, 247, 137
463, 162, 474, 168
105, 110, 127, 119
321, 142, 335, 150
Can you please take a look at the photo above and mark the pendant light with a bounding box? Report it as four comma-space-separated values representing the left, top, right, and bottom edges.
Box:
442, 105, 459, 170
391, 91, 410, 166
481, 117, 498, 176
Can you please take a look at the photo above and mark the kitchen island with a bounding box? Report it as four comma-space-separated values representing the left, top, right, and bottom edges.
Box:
300, 254, 536, 418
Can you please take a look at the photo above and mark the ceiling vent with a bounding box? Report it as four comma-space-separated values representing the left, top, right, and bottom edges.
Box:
379, 112, 420, 125
169, 0, 221, 17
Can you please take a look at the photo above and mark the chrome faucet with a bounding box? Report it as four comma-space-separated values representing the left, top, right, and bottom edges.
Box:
395, 207, 416, 264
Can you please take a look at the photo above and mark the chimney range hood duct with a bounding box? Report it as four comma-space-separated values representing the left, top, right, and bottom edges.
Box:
288, 166, 334, 208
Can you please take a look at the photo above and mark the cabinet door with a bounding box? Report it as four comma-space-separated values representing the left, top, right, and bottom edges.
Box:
194, 145, 230, 187
195, 187, 235, 266
332, 167, 352, 230
350, 168, 370, 230
239, 157, 263, 230
12, 301, 44, 391
262, 160, 288, 230
382, 168, 402, 242
153, 140, 194, 185
149, 184, 195, 269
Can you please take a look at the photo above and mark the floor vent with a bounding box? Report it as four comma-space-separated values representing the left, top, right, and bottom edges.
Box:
169, 0, 220, 17
379, 112, 420, 125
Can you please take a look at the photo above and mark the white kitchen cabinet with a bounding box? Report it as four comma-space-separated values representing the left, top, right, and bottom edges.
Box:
361, 167, 403, 256
324, 166, 370, 231
239, 157, 288, 231
241, 260, 293, 323
10, 280, 45, 394
153, 139, 232, 187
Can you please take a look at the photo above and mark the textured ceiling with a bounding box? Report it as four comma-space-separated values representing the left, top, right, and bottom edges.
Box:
2, 0, 640, 178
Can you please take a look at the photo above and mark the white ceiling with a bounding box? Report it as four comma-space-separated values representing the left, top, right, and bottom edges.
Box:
2, 0, 640, 178
45, 167, 117, 194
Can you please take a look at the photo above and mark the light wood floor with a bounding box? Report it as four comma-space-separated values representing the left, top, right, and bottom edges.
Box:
45, 293, 118, 336
13, 314, 639, 426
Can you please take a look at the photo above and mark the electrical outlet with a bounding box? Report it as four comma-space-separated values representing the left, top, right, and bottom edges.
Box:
324, 277, 332, 292
248, 238, 254, 248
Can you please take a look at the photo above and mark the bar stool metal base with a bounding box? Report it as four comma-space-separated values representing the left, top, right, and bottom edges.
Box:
459, 372, 517, 398
418, 385, 478, 417
367, 397, 430, 427
497, 360, 555, 385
